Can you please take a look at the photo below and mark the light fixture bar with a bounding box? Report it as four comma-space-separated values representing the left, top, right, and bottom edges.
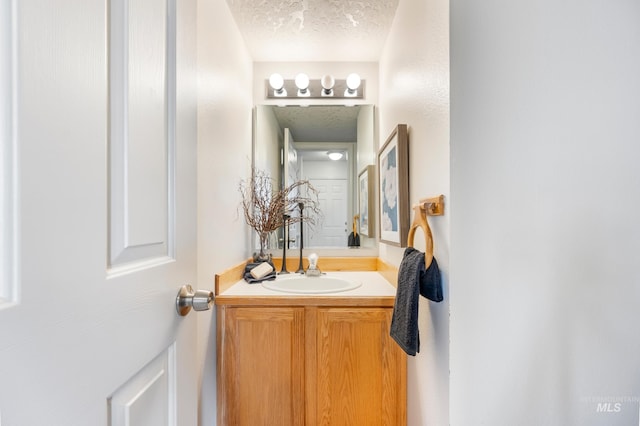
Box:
265, 78, 366, 100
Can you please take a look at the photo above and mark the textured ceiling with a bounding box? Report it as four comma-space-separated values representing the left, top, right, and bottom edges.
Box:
226, 0, 399, 61
271, 105, 361, 142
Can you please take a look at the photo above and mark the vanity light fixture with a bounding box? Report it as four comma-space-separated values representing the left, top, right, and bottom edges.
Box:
321, 74, 335, 96
327, 151, 344, 161
269, 73, 287, 97
265, 73, 365, 99
295, 73, 310, 97
344, 73, 361, 97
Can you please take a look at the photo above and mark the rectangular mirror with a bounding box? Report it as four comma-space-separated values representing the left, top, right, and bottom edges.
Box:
253, 104, 376, 252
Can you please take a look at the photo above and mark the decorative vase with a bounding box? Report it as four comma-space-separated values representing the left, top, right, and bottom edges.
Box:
254, 231, 272, 262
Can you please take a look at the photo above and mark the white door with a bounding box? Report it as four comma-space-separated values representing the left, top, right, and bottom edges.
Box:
0, 0, 198, 425
307, 179, 349, 247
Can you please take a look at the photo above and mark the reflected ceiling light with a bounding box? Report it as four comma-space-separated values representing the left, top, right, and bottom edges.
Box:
321, 74, 335, 96
295, 73, 310, 97
269, 73, 287, 97
345, 73, 361, 97
327, 151, 343, 161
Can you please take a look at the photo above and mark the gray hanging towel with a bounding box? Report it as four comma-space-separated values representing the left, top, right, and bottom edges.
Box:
421, 256, 443, 303
390, 247, 442, 356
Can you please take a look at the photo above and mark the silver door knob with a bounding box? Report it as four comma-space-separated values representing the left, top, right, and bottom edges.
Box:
176, 285, 214, 316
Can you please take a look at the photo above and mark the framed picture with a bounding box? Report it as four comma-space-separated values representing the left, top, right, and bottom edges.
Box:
377, 124, 409, 247
358, 165, 375, 237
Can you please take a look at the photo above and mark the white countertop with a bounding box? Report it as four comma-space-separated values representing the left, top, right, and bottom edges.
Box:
220, 271, 397, 297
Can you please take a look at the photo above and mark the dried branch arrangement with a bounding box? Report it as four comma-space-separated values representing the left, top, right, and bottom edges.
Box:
239, 169, 322, 257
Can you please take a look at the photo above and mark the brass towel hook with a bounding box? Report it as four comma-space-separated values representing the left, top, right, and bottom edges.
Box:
407, 195, 444, 268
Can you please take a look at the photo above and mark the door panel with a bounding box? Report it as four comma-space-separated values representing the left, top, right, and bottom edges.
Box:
109, 0, 175, 269
0, 0, 197, 424
109, 344, 176, 426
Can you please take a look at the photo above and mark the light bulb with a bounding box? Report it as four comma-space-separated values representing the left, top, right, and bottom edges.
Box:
295, 73, 309, 90
345, 73, 361, 97
295, 73, 310, 96
269, 73, 284, 90
269, 73, 287, 96
321, 74, 335, 96
346, 73, 361, 90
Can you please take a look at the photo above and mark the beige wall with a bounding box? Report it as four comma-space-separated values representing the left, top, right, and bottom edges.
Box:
196, 0, 253, 424
378, 0, 450, 424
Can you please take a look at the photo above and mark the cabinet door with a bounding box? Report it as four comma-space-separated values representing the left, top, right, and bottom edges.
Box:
311, 307, 407, 426
218, 306, 305, 426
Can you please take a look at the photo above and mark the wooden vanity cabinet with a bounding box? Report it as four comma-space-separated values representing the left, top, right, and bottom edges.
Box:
216, 300, 406, 426
217, 306, 306, 425
309, 307, 406, 425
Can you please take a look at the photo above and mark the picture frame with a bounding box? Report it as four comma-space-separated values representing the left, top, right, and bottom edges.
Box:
358, 165, 375, 237
377, 124, 409, 247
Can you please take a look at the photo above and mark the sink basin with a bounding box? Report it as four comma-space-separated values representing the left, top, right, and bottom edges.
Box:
262, 275, 362, 294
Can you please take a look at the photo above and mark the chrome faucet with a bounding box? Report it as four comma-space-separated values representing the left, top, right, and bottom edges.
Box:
305, 253, 322, 277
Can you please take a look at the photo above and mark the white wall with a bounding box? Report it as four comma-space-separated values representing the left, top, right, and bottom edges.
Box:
302, 160, 349, 180
378, 0, 450, 424
451, 1, 640, 424
254, 105, 283, 186
356, 105, 376, 173
196, 0, 253, 424
357, 105, 377, 248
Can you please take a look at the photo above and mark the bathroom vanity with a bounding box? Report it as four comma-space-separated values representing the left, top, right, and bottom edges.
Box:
215, 271, 407, 426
